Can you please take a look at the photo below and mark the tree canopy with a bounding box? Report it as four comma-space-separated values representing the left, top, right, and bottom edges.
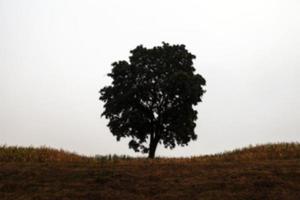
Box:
100, 42, 206, 158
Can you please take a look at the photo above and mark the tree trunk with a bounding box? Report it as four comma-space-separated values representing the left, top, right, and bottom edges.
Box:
148, 137, 159, 159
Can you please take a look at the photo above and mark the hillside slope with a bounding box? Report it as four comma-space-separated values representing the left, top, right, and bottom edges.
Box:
0, 143, 300, 200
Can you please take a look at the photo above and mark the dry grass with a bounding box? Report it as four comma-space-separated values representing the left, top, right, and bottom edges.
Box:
0, 145, 91, 162
0, 143, 300, 200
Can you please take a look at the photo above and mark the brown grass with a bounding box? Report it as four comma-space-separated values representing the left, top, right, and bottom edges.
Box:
0, 145, 91, 162
0, 143, 300, 200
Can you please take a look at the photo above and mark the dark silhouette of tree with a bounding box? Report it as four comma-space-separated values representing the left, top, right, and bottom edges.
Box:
100, 42, 206, 158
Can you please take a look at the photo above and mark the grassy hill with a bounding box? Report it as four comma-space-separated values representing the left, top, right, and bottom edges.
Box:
0, 143, 300, 200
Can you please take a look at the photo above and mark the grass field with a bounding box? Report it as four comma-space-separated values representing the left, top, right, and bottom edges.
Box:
1, 143, 300, 200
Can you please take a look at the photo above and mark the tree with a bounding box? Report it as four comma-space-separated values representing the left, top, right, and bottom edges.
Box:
100, 42, 206, 158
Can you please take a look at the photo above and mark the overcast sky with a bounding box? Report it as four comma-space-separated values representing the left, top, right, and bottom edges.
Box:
0, 0, 299, 157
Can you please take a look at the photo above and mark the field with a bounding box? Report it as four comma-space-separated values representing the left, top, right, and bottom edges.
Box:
1, 143, 300, 200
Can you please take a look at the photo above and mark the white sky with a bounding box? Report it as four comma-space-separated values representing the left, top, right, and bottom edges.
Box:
0, 0, 300, 157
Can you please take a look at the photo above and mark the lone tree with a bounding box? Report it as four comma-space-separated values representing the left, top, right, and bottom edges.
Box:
100, 42, 206, 158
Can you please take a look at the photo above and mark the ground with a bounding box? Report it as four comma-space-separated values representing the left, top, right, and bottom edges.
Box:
0, 143, 300, 200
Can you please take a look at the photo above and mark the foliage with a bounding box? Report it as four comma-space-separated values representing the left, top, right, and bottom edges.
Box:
100, 42, 206, 158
